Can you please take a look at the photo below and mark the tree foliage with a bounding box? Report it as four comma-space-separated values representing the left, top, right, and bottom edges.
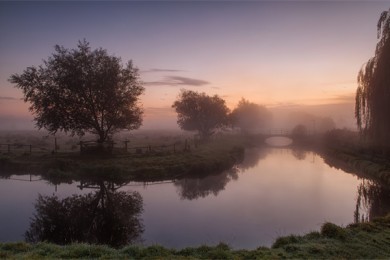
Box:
9, 40, 144, 142
291, 124, 308, 138
356, 9, 390, 148
172, 89, 229, 139
230, 98, 272, 134
317, 117, 336, 134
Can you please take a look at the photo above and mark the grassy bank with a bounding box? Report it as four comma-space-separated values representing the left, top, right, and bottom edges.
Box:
319, 130, 390, 186
321, 148, 390, 186
1, 215, 390, 259
0, 134, 253, 183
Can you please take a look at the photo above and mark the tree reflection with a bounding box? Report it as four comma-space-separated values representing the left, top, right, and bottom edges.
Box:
174, 169, 238, 200
291, 147, 307, 160
354, 179, 390, 222
25, 181, 144, 248
238, 147, 268, 170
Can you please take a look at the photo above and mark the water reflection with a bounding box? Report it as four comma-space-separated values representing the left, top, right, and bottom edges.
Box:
174, 169, 238, 200
319, 151, 390, 222
291, 147, 307, 160
238, 147, 268, 170
355, 179, 390, 222
25, 181, 144, 248
2, 147, 389, 249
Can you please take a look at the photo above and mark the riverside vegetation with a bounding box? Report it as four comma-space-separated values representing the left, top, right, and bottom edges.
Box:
1, 215, 390, 259
0, 131, 249, 183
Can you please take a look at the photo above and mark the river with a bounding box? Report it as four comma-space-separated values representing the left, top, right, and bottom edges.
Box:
0, 146, 383, 249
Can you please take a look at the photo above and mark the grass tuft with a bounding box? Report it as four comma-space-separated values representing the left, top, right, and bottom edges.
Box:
320, 222, 347, 240
272, 235, 301, 248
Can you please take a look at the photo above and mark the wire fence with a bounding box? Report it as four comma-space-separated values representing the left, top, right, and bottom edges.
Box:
0, 143, 49, 154
0, 138, 197, 156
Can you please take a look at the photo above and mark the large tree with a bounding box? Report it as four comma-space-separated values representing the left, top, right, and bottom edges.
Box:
172, 89, 229, 140
9, 40, 144, 143
355, 9, 390, 148
230, 98, 272, 134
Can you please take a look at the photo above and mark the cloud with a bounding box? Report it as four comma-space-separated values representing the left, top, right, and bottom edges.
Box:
319, 80, 356, 87
141, 68, 184, 73
145, 76, 209, 87
145, 106, 175, 115
269, 102, 302, 109
0, 96, 18, 100
329, 94, 355, 103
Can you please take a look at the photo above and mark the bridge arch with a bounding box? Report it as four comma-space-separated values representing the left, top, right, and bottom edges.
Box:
264, 136, 293, 147
262, 129, 294, 147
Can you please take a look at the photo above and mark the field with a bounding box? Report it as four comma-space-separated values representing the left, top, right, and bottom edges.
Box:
0, 129, 248, 183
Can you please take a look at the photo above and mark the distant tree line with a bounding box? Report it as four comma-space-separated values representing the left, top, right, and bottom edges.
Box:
172, 90, 273, 140
10, 41, 273, 144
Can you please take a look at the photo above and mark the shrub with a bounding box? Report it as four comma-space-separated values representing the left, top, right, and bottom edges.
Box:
321, 222, 347, 240
272, 235, 300, 248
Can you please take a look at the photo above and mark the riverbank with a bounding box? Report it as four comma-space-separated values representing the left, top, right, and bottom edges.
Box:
0, 134, 253, 183
317, 130, 390, 186
1, 215, 390, 259
320, 148, 390, 186
2, 133, 390, 258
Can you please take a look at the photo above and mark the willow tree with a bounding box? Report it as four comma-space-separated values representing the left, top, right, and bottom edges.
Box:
356, 9, 390, 148
9, 40, 144, 143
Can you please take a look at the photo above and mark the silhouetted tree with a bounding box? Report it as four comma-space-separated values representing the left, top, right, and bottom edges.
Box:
230, 98, 272, 134
356, 8, 390, 148
318, 117, 336, 133
287, 112, 335, 135
172, 89, 229, 140
9, 40, 144, 143
25, 182, 144, 248
291, 124, 307, 138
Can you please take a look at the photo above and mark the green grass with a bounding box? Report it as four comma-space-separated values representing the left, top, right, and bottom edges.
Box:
2, 215, 390, 259
0, 134, 250, 183
320, 147, 390, 186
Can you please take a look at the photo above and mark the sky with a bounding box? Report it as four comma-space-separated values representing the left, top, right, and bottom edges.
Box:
0, 1, 389, 130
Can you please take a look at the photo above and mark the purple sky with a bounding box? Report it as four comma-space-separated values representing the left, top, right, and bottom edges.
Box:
0, 1, 389, 130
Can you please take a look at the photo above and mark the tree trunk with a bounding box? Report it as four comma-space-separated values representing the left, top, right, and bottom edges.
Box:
98, 131, 105, 143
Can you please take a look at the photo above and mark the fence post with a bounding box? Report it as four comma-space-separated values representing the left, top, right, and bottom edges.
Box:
54, 137, 57, 153
124, 141, 129, 153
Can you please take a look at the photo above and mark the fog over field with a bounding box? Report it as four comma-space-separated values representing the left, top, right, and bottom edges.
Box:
0, 99, 355, 132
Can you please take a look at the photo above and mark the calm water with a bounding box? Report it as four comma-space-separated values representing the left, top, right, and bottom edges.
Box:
0, 147, 379, 249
